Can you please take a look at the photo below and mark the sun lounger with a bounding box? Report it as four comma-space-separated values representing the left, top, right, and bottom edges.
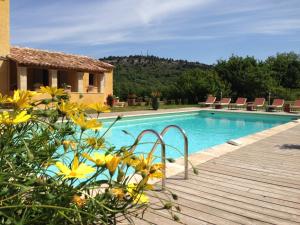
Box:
229, 97, 247, 110
266, 99, 285, 112
290, 100, 300, 113
214, 98, 231, 109
198, 96, 216, 107
247, 98, 265, 111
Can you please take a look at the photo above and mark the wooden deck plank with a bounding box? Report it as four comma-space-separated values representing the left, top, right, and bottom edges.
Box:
120, 123, 300, 224
188, 171, 300, 195
148, 191, 271, 225
165, 183, 300, 225
197, 163, 300, 187
166, 177, 300, 215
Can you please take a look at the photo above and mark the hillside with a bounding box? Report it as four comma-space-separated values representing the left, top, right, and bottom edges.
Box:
100, 55, 211, 99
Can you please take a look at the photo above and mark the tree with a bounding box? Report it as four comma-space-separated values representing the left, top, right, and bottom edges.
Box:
176, 69, 230, 103
265, 52, 300, 88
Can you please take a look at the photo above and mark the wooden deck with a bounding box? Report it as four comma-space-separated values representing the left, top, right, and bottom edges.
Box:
119, 123, 300, 225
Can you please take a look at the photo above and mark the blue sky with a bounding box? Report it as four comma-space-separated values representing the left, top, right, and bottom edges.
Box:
10, 0, 300, 64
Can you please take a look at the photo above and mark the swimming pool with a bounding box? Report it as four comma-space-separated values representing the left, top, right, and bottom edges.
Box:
94, 111, 298, 160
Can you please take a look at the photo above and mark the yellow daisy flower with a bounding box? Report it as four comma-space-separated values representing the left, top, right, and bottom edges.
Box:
89, 103, 110, 113
0, 93, 8, 104
105, 155, 120, 175
0, 111, 31, 125
85, 137, 105, 149
111, 188, 125, 200
127, 183, 149, 204
62, 140, 77, 151
55, 155, 96, 179
72, 194, 86, 207
82, 152, 106, 166
71, 113, 102, 131
7, 90, 37, 109
56, 100, 79, 116
40, 86, 65, 98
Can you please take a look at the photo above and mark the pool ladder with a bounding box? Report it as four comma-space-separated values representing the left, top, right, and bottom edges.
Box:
130, 125, 188, 190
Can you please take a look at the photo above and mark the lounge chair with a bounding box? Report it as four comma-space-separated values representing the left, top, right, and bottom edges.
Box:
247, 98, 265, 111
214, 98, 231, 109
290, 100, 300, 113
266, 99, 285, 112
198, 96, 216, 107
229, 97, 247, 110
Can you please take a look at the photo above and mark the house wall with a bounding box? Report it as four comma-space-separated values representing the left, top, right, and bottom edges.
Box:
0, 0, 10, 95
0, 0, 10, 57
69, 93, 105, 104
104, 69, 113, 97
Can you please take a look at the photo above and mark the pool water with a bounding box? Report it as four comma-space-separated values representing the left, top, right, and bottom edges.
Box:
93, 111, 298, 160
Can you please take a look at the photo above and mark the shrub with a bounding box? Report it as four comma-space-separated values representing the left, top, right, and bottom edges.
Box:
106, 94, 115, 107
151, 91, 161, 110
0, 87, 178, 225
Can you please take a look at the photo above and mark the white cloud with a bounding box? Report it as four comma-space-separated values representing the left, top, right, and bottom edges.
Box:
10, 0, 300, 47
12, 0, 215, 44
250, 19, 300, 34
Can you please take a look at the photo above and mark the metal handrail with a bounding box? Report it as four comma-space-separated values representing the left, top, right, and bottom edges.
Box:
151, 125, 189, 180
130, 129, 167, 190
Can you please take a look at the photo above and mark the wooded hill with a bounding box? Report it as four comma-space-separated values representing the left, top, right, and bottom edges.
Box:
101, 55, 211, 100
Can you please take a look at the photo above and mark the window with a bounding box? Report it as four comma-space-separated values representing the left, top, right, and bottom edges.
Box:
89, 74, 95, 86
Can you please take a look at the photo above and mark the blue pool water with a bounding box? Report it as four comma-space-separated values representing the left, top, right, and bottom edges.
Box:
93, 111, 298, 160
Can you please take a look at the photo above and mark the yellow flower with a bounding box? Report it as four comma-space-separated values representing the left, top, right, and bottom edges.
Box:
133, 155, 148, 172
127, 184, 149, 204
40, 86, 65, 98
89, 103, 110, 113
77, 103, 87, 112
82, 152, 106, 166
55, 155, 96, 179
148, 164, 164, 179
7, 90, 37, 109
56, 100, 79, 116
0, 111, 31, 125
105, 155, 120, 175
111, 188, 125, 200
132, 154, 164, 180
85, 137, 105, 150
72, 194, 86, 207
62, 140, 77, 151
71, 113, 102, 131
0, 93, 8, 104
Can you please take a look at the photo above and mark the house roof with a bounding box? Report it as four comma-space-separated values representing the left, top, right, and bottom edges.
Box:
8, 47, 113, 73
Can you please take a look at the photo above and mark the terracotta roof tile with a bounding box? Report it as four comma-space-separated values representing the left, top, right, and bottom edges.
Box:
8, 47, 113, 73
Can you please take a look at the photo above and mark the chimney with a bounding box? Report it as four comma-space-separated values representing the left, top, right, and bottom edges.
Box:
0, 0, 10, 57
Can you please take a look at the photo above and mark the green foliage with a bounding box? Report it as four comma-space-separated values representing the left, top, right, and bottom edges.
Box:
101, 55, 211, 100
106, 94, 114, 107
0, 89, 174, 225
175, 69, 230, 103
265, 52, 300, 88
102, 53, 300, 102
151, 91, 161, 110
